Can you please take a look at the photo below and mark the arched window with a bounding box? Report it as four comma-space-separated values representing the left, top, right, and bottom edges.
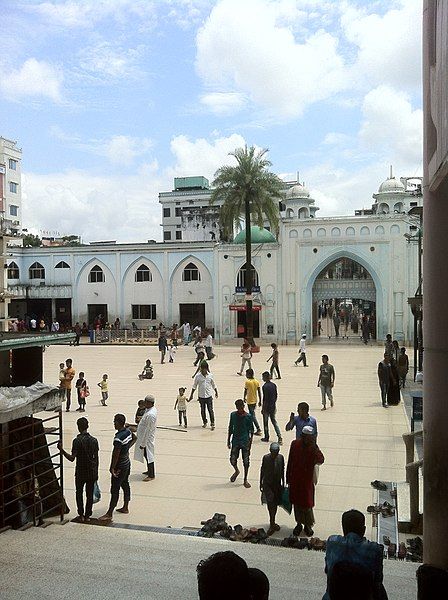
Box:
346, 227, 355, 236
378, 203, 389, 214
375, 225, 385, 235
390, 224, 400, 235
394, 202, 404, 213
331, 227, 341, 237
88, 265, 105, 283
317, 228, 326, 237
237, 263, 259, 290
298, 207, 308, 219
55, 261, 70, 269
135, 264, 152, 282
360, 226, 370, 236
303, 228, 312, 238
182, 262, 200, 281
29, 262, 45, 280
286, 208, 294, 218
289, 229, 298, 238
7, 262, 19, 279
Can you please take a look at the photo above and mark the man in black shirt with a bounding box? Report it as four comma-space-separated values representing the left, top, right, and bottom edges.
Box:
260, 371, 283, 445
99, 414, 136, 522
58, 417, 99, 522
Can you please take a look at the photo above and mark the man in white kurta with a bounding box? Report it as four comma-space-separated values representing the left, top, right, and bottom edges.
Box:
135, 395, 157, 481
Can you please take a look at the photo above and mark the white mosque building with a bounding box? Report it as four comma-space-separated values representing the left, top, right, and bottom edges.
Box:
6, 172, 422, 344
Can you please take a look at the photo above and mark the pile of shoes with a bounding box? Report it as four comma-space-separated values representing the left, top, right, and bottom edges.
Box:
366, 501, 395, 518
406, 537, 423, 562
199, 514, 268, 544
280, 535, 326, 551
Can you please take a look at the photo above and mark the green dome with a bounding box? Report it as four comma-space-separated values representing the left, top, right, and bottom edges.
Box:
233, 226, 276, 244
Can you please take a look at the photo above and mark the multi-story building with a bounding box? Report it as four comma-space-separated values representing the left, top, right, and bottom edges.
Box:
0, 137, 22, 235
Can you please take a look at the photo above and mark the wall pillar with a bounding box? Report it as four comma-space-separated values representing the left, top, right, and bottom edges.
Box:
286, 292, 296, 344
393, 291, 404, 340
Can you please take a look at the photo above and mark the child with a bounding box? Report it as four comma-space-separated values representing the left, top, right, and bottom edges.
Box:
174, 387, 188, 428
168, 344, 176, 363
58, 363, 65, 387
97, 374, 108, 406
135, 399, 146, 424
267, 343, 281, 379
192, 352, 209, 378
75, 372, 88, 412
139, 359, 153, 380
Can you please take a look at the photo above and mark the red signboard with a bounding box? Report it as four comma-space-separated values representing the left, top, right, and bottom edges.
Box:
229, 305, 262, 311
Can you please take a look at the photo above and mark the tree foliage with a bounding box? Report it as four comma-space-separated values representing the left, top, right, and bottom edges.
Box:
22, 233, 42, 247
210, 146, 284, 240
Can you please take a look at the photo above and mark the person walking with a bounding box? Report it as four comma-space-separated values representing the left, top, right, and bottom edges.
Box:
227, 399, 253, 489
317, 354, 335, 411
397, 347, 409, 388
182, 321, 191, 345
61, 358, 75, 411
377, 353, 393, 408
189, 363, 218, 430
285, 402, 318, 439
74, 322, 82, 346
243, 368, 262, 436
260, 442, 285, 536
97, 374, 109, 406
174, 387, 188, 428
267, 343, 281, 379
135, 396, 157, 481
158, 331, 168, 364
204, 331, 215, 360
361, 316, 370, 344
260, 371, 283, 445
286, 426, 324, 537
58, 417, 99, 523
294, 335, 308, 367
333, 313, 340, 337
99, 414, 135, 522
237, 340, 252, 376
384, 334, 394, 358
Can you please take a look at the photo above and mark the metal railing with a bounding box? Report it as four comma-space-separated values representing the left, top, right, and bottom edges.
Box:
93, 329, 159, 344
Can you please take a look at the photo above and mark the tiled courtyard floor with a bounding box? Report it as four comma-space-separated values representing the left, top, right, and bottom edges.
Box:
44, 342, 410, 541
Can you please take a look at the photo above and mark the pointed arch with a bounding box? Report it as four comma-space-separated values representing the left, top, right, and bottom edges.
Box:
55, 261, 70, 269
7, 261, 19, 279
182, 262, 201, 281
135, 263, 152, 282
29, 262, 45, 279
236, 263, 260, 289
88, 264, 105, 283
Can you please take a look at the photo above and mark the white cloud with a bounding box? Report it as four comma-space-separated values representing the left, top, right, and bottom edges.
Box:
341, 0, 422, 90
170, 133, 247, 179
195, 0, 348, 118
0, 58, 63, 103
200, 92, 247, 115
360, 85, 423, 166
77, 42, 145, 80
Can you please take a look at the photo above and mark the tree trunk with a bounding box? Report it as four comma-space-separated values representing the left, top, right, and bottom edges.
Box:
245, 198, 254, 345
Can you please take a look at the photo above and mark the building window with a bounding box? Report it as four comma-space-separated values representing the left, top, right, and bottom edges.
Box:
182, 262, 200, 281
8, 159, 17, 170
164, 231, 172, 241
55, 261, 70, 269
176, 231, 182, 240
9, 205, 18, 217
132, 304, 156, 319
163, 207, 171, 218
9, 182, 18, 193
360, 226, 370, 236
135, 264, 152, 282
237, 263, 259, 289
346, 227, 355, 236
29, 262, 45, 279
175, 207, 182, 217
7, 262, 19, 279
88, 265, 104, 283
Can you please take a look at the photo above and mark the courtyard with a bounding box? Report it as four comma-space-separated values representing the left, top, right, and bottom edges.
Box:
46, 342, 410, 540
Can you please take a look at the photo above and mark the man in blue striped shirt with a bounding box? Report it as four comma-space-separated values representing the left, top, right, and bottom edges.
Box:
99, 414, 136, 522
285, 402, 318, 439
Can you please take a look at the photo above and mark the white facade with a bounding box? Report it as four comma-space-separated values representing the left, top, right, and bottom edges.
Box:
0, 137, 22, 234
6, 173, 422, 344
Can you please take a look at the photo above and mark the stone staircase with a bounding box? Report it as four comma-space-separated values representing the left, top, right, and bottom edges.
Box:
0, 521, 419, 600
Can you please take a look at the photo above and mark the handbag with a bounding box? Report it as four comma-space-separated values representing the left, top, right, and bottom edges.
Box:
80, 386, 90, 399
92, 481, 101, 504
280, 486, 292, 514
313, 464, 320, 485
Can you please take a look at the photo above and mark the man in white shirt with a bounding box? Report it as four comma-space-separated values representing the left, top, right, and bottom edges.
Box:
134, 395, 157, 481
189, 363, 219, 430
204, 332, 215, 360
294, 334, 308, 367
183, 322, 191, 345
30, 317, 37, 331
51, 319, 60, 332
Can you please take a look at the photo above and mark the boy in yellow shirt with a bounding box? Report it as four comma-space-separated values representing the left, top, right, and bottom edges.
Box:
243, 368, 262, 436
97, 374, 108, 406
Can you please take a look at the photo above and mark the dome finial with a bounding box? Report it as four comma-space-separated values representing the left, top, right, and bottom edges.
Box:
389, 164, 393, 179
296, 171, 300, 184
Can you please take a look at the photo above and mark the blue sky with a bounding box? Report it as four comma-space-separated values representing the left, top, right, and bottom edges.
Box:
0, 0, 422, 242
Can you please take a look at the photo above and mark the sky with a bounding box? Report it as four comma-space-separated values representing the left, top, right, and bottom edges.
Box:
0, 0, 423, 243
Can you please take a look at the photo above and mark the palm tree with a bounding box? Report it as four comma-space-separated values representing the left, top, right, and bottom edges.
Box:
211, 145, 284, 344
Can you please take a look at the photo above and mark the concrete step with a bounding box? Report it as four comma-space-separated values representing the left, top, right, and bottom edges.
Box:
0, 522, 419, 600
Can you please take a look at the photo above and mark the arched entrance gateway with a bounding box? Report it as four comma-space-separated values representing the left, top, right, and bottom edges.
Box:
311, 257, 378, 341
